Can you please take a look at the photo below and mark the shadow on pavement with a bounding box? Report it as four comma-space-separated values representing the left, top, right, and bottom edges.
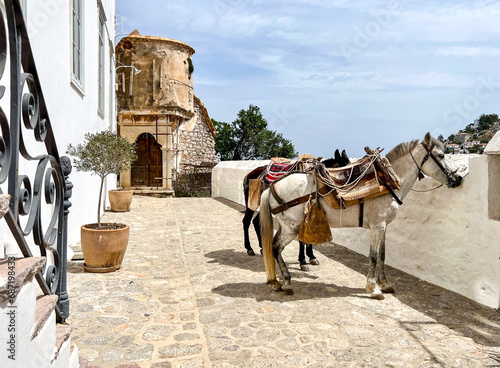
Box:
205, 249, 266, 272
204, 248, 319, 280
212, 280, 367, 303
213, 197, 246, 212
316, 242, 500, 349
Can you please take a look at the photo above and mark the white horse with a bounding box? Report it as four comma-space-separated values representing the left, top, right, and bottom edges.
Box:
260, 133, 463, 299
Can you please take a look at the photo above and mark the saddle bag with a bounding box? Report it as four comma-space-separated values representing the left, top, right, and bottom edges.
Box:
248, 179, 262, 211
298, 195, 333, 245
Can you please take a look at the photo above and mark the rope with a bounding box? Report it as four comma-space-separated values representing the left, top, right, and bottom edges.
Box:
316, 154, 379, 195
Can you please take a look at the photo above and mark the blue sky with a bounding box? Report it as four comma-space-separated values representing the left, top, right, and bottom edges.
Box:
116, 0, 500, 157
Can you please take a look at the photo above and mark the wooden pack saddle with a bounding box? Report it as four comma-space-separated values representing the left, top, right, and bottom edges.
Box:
318, 147, 401, 209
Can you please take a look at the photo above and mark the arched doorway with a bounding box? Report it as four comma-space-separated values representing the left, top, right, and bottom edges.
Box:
131, 133, 163, 186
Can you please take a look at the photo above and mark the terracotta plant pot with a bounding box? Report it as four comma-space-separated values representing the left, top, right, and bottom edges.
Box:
109, 190, 133, 212
81, 223, 130, 273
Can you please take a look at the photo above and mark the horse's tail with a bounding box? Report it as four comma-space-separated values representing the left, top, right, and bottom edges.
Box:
260, 188, 276, 283
243, 174, 250, 207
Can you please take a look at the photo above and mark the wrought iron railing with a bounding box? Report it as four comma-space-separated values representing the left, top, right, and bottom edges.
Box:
0, 0, 71, 322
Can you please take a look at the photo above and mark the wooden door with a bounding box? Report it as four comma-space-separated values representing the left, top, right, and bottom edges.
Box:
131, 134, 162, 186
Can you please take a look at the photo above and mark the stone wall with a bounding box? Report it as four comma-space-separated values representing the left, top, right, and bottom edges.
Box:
176, 98, 218, 196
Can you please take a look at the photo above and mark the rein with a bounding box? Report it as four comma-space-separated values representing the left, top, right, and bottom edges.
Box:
410, 184, 443, 192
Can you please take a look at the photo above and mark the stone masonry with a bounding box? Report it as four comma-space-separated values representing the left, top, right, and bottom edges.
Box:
177, 97, 218, 197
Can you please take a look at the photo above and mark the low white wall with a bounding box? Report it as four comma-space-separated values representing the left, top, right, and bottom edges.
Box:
211, 160, 270, 206
212, 156, 500, 309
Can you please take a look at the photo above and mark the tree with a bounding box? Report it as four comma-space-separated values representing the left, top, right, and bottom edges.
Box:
213, 105, 298, 160
67, 131, 137, 227
479, 113, 499, 131
437, 134, 445, 142
447, 134, 455, 143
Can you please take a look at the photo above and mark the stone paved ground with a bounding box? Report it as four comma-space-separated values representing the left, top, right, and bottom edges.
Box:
67, 196, 500, 368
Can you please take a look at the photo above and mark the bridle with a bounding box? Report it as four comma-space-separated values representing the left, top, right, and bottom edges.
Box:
410, 141, 459, 184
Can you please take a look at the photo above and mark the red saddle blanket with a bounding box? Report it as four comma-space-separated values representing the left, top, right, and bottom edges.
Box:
264, 163, 292, 184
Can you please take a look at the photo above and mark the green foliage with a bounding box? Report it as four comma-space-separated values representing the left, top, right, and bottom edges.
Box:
213, 105, 298, 161
478, 113, 499, 131
447, 134, 455, 142
437, 134, 444, 142
67, 130, 137, 226
187, 57, 194, 79
67, 130, 137, 179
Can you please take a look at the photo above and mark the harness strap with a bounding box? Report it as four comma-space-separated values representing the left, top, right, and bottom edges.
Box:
270, 184, 289, 212
271, 190, 316, 215
377, 173, 403, 205
422, 142, 450, 176
372, 160, 403, 206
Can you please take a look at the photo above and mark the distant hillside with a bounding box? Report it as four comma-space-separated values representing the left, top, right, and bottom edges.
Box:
442, 114, 499, 154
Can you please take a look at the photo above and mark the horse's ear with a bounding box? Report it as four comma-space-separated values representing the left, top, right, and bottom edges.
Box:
424, 132, 432, 145
341, 150, 349, 161
334, 149, 341, 161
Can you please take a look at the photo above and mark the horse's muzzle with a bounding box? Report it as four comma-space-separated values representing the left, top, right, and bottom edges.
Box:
448, 174, 463, 188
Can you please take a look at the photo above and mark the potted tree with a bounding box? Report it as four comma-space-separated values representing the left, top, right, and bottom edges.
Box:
67, 130, 137, 272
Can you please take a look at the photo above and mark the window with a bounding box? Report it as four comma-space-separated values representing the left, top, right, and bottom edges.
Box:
72, 0, 83, 88
98, 9, 105, 116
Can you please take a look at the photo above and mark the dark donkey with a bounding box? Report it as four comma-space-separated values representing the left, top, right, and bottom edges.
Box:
242, 150, 349, 270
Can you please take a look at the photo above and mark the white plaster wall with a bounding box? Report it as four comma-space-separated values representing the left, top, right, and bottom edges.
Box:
212, 160, 270, 206
0, 280, 36, 367
334, 155, 500, 309
25, 0, 117, 248
212, 156, 500, 309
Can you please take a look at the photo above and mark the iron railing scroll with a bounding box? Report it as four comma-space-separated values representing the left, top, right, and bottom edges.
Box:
0, 0, 71, 322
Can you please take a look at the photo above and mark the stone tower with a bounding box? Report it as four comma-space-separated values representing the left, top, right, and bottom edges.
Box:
115, 30, 216, 193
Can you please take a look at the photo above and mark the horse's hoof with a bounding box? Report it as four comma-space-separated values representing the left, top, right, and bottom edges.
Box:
309, 258, 320, 266
300, 264, 309, 271
370, 291, 385, 300
366, 284, 384, 300
282, 285, 294, 295
366, 285, 384, 300
247, 250, 256, 256
267, 280, 282, 292
381, 284, 395, 293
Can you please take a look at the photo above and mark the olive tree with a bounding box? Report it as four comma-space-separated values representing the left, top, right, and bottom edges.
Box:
67, 130, 137, 227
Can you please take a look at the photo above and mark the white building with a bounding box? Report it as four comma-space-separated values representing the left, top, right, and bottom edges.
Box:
23, 0, 117, 248
0, 1, 116, 366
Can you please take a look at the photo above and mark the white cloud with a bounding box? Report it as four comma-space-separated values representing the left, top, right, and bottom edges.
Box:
434, 46, 500, 58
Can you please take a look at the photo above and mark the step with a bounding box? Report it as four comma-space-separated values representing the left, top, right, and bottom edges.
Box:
68, 343, 80, 368
32, 294, 59, 339
70, 244, 84, 261
0, 257, 45, 302
52, 324, 73, 364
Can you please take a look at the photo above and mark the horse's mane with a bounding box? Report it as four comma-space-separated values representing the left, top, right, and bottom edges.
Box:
385, 137, 444, 163
385, 139, 419, 163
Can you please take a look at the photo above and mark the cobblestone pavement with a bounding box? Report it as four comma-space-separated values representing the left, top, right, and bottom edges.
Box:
67, 196, 500, 368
